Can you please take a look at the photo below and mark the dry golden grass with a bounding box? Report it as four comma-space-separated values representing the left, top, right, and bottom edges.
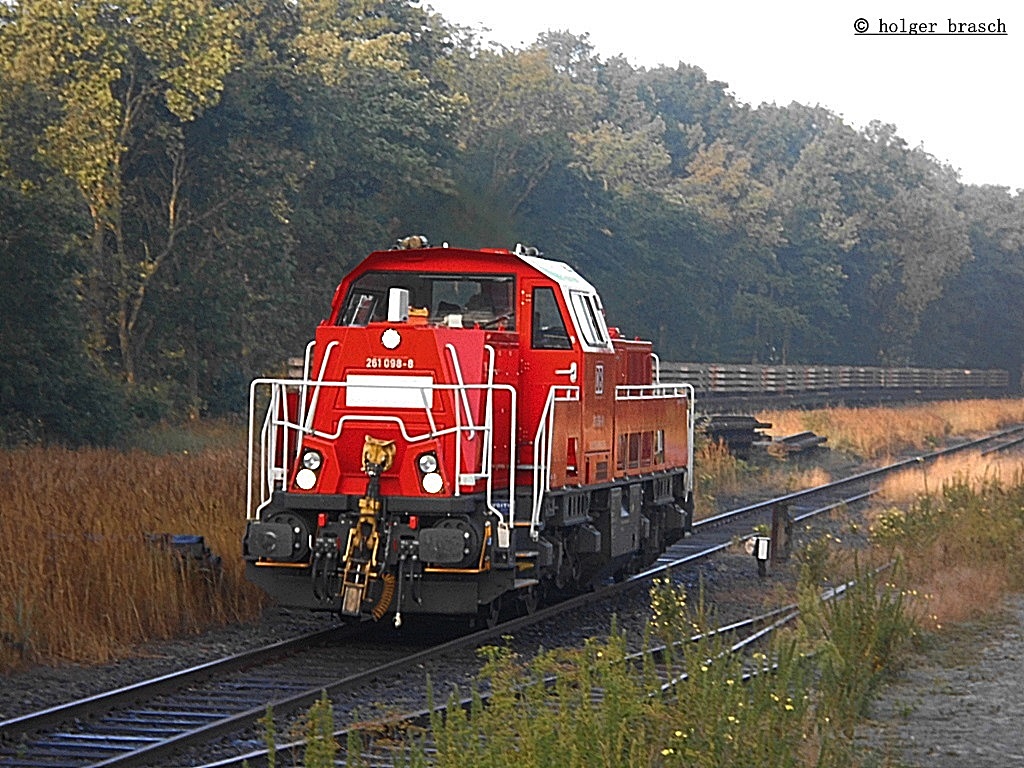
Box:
916, 566, 1010, 625
776, 465, 833, 493
5, 400, 1023, 672
758, 399, 1024, 460
876, 452, 1024, 505
868, 451, 1024, 627
693, 438, 832, 521
744, 399, 1024, 631
694, 439, 740, 498
0, 434, 265, 671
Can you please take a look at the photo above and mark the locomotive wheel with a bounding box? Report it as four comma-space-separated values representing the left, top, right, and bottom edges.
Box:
476, 596, 503, 629
517, 585, 539, 616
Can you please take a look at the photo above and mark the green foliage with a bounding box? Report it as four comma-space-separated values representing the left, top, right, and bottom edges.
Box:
0, 180, 129, 446
872, 474, 1024, 591
0, 0, 238, 223
1, 0, 1021, 437
450, 36, 601, 217
664, 638, 812, 767
796, 559, 915, 751
414, 573, 915, 767
257, 704, 277, 768
430, 635, 664, 768
0, 0, 241, 388
303, 690, 338, 768
915, 185, 1024, 374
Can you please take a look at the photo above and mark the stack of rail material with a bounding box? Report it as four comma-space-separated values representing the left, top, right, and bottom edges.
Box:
770, 431, 828, 455
698, 414, 773, 458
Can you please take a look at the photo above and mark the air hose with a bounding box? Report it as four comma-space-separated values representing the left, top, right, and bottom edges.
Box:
371, 572, 396, 620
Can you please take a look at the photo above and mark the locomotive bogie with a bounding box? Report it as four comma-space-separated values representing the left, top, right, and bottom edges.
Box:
243, 241, 695, 623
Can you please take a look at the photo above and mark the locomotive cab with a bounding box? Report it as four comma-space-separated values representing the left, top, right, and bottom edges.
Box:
243, 240, 694, 625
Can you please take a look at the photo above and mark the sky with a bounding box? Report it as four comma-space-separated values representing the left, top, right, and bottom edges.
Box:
424, 0, 1021, 192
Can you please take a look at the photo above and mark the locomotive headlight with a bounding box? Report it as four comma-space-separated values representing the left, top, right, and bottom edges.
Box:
295, 468, 318, 490
422, 472, 443, 494
301, 450, 322, 471
417, 453, 438, 474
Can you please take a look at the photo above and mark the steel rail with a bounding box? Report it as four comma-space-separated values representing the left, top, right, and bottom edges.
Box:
0, 626, 350, 736
979, 425, 1024, 456
0, 625, 365, 768
691, 424, 1024, 536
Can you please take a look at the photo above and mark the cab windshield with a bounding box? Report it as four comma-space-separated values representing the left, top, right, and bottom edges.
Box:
339, 271, 516, 330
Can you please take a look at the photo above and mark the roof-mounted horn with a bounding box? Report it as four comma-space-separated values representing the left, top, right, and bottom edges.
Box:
514, 243, 542, 257
394, 235, 429, 250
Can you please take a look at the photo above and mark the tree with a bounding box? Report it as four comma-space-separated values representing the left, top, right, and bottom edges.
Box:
0, 180, 128, 445
634, 63, 739, 177
0, 0, 239, 384
915, 184, 1024, 376
568, 56, 673, 199
279, 0, 464, 309
451, 36, 601, 219
875, 156, 970, 360
770, 120, 972, 363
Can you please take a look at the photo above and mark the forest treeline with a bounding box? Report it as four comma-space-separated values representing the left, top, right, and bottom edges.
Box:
1, 0, 1021, 445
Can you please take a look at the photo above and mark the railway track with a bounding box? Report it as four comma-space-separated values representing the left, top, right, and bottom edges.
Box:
203, 572, 889, 768
189, 601, 808, 768
2, 425, 1021, 767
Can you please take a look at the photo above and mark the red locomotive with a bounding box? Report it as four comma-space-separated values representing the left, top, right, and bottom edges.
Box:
243, 238, 694, 625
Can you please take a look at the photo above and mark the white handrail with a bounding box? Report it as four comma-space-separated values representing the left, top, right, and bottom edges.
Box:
614, 383, 691, 400
529, 385, 580, 540
302, 340, 340, 433
444, 343, 477, 439
248, 377, 518, 532
298, 338, 316, 428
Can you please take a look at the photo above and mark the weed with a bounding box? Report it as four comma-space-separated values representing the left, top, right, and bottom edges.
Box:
303, 691, 338, 768
871, 472, 1024, 624
413, 570, 911, 767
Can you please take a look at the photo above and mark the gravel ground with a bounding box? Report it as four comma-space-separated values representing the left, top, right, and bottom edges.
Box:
859, 596, 1024, 767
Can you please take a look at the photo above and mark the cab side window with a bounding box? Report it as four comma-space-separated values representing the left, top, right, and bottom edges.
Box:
531, 287, 572, 349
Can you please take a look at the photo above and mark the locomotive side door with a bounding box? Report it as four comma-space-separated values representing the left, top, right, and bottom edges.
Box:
518, 283, 583, 490
565, 289, 615, 485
